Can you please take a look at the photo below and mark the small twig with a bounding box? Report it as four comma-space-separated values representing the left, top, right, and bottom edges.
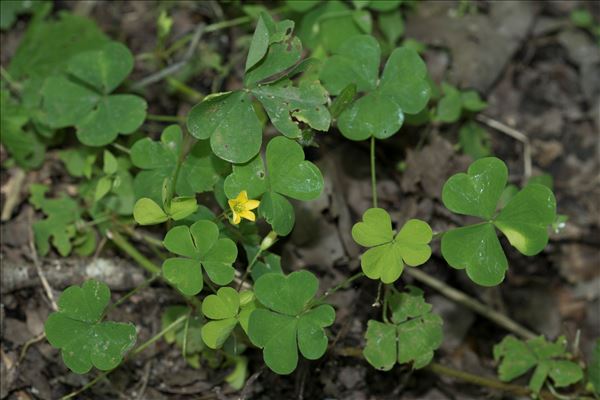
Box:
476, 114, 532, 182
27, 209, 58, 311
132, 23, 206, 90
1, 168, 25, 221
18, 332, 46, 362
134, 361, 152, 400
404, 268, 537, 340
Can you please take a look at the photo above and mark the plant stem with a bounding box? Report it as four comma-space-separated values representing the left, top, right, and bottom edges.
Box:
370, 136, 378, 208
107, 230, 161, 275
382, 284, 390, 323
316, 272, 364, 303
146, 113, 184, 123
110, 143, 130, 154
107, 274, 159, 313
237, 248, 262, 290
0, 65, 22, 93
404, 268, 537, 340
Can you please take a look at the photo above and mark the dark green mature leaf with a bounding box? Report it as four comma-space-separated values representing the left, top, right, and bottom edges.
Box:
494, 335, 583, 393
0, 89, 45, 168
244, 36, 302, 87
245, 13, 295, 72
297, 0, 363, 53
335, 43, 430, 141
131, 125, 229, 202
29, 184, 82, 256
187, 91, 262, 163
9, 12, 109, 80
320, 35, 381, 95
364, 286, 442, 370
0, 0, 47, 30
248, 270, 336, 374
352, 208, 432, 283
252, 79, 330, 138
162, 220, 238, 295
41, 41, 147, 146
223, 136, 323, 235
441, 157, 557, 286
45, 280, 137, 374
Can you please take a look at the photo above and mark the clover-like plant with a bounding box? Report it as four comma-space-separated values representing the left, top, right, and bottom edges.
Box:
434, 82, 487, 124
248, 270, 336, 374
29, 184, 95, 256
363, 286, 443, 370
494, 335, 583, 393
187, 13, 330, 163
321, 35, 430, 141
441, 157, 556, 286
130, 124, 229, 202
352, 208, 433, 283
224, 136, 323, 235
201, 287, 256, 349
162, 220, 238, 295
41, 41, 147, 146
45, 280, 137, 374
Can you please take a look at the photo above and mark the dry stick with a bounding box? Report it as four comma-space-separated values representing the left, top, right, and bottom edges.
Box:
1, 168, 25, 221
404, 268, 537, 340
476, 114, 532, 181
27, 210, 58, 311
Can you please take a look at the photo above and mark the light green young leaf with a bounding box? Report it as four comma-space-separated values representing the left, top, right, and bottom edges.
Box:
168, 197, 199, 221
461, 90, 487, 112
133, 198, 168, 225
103, 150, 118, 175
379, 10, 404, 45
248, 270, 335, 374
162, 220, 238, 295
352, 208, 432, 283
458, 121, 492, 160
161, 305, 205, 358
94, 176, 112, 201
435, 83, 462, 123
44, 280, 137, 374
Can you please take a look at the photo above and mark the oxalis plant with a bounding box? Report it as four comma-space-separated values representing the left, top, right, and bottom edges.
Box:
2, 3, 598, 398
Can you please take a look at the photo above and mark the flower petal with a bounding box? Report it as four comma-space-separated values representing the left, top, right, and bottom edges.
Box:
244, 200, 260, 210
239, 210, 256, 222
232, 212, 241, 225
237, 190, 249, 203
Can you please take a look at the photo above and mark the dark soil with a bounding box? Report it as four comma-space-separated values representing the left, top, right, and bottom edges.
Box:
1, 1, 599, 399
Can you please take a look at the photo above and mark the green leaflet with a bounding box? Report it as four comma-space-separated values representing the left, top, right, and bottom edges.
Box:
44, 280, 137, 374
161, 220, 238, 295
223, 136, 324, 235
494, 335, 583, 393
352, 208, 432, 283
131, 125, 230, 202
364, 286, 443, 370
441, 157, 557, 286
248, 270, 335, 374
201, 287, 256, 349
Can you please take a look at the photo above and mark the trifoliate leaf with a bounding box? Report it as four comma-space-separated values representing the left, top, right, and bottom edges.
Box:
44, 280, 137, 374
435, 83, 462, 123
364, 286, 442, 371
41, 41, 147, 146
352, 208, 432, 283
461, 90, 487, 112
441, 157, 557, 286
494, 335, 583, 393
162, 220, 238, 295
337, 44, 430, 140
187, 91, 263, 163
248, 270, 335, 374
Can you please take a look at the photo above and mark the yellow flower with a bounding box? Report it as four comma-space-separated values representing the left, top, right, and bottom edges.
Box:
228, 190, 260, 225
